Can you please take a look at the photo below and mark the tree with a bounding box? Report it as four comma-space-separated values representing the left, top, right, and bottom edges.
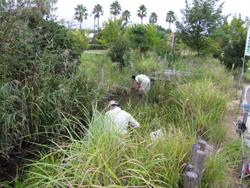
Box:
74, 4, 88, 29
110, 0, 121, 20
92, 4, 103, 32
129, 24, 168, 55
149, 12, 158, 24
137, 4, 147, 24
176, 0, 224, 55
100, 19, 124, 45
166, 10, 176, 30
121, 10, 130, 25
0, 0, 57, 19
219, 16, 248, 68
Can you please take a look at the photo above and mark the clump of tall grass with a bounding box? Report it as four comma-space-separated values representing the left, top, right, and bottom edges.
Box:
0, 62, 94, 158
134, 54, 160, 74
168, 79, 227, 143
22, 114, 195, 187
188, 58, 235, 95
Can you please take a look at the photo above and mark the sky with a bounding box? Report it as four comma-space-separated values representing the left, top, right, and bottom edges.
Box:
54, 0, 250, 30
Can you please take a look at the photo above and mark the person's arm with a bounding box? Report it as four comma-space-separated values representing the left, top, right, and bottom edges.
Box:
129, 115, 140, 129
135, 82, 141, 90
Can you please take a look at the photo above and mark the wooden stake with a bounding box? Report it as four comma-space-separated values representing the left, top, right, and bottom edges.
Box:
183, 171, 198, 188
193, 150, 206, 182
197, 139, 207, 151
191, 144, 200, 165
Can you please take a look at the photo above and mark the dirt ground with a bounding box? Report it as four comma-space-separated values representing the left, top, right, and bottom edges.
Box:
224, 99, 241, 141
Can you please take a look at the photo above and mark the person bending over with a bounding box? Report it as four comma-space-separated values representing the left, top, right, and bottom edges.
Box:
132, 74, 151, 96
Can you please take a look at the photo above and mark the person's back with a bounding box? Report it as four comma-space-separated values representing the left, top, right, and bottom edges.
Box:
105, 101, 139, 135
132, 74, 151, 94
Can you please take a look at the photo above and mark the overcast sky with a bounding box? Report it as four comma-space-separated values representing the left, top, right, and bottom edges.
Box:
54, 0, 250, 30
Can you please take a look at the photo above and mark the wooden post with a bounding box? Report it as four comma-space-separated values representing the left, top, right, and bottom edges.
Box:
191, 144, 200, 165
183, 171, 198, 188
186, 164, 194, 171
184, 142, 207, 188
197, 139, 207, 151
193, 150, 206, 182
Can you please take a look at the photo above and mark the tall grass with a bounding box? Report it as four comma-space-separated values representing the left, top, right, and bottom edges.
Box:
168, 80, 227, 143
80, 52, 132, 87
21, 114, 242, 187
22, 114, 195, 188
134, 54, 160, 74
0, 62, 93, 158
202, 139, 243, 188
188, 58, 235, 95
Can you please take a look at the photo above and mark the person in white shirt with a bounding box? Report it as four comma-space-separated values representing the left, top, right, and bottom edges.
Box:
132, 74, 151, 95
105, 100, 139, 135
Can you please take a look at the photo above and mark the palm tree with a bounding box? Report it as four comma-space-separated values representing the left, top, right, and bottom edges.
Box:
92, 4, 103, 32
74, 4, 88, 29
121, 10, 131, 25
149, 12, 157, 24
110, 0, 121, 20
137, 4, 147, 24
166, 10, 176, 30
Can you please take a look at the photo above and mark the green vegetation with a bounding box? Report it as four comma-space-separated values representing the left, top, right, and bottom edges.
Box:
3, 53, 238, 187
0, 0, 86, 157
220, 16, 248, 69
22, 123, 194, 187
176, 0, 224, 55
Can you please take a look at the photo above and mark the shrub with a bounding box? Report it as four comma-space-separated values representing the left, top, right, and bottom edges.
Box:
108, 36, 130, 66
99, 19, 131, 67
129, 24, 150, 53
99, 19, 125, 46
70, 30, 89, 55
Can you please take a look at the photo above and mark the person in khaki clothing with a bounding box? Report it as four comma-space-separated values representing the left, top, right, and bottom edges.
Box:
105, 100, 139, 135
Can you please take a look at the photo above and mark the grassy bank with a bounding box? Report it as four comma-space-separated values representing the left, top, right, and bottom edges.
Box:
1, 53, 242, 187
